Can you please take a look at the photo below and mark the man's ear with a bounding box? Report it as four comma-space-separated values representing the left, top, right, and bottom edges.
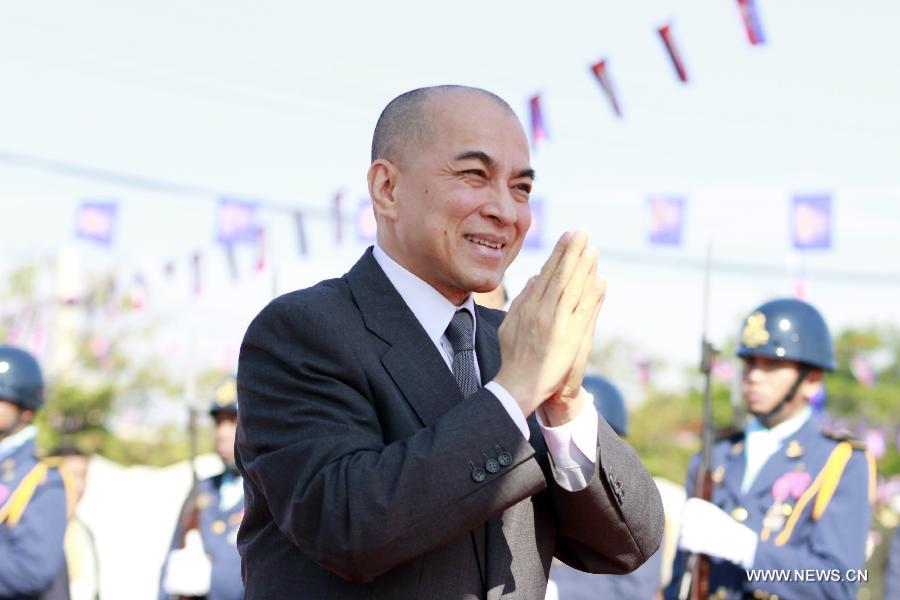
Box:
368, 159, 400, 222
18, 409, 34, 426
801, 368, 823, 400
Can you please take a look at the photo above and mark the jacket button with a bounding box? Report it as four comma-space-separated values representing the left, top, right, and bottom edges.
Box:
471, 467, 486, 482
483, 453, 500, 474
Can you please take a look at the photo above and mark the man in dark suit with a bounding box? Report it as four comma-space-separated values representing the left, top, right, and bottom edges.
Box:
235, 85, 664, 599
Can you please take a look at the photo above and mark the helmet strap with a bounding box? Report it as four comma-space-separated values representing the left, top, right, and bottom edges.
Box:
753, 365, 811, 428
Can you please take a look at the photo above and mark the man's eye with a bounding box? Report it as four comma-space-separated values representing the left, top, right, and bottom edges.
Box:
516, 184, 532, 193
463, 170, 487, 178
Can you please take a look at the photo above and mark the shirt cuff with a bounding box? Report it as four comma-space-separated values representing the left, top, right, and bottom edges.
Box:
485, 381, 530, 439
535, 391, 599, 491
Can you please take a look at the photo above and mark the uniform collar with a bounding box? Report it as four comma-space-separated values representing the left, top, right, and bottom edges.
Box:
373, 243, 477, 348
0, 425, 37, 460
747, 406, 812, 443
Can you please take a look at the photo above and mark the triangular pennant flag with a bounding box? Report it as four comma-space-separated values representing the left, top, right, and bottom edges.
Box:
736, 0, 766, 45
255, 227, 266, 272
657, 23, 689, 83
334, 192, 343, 244
589, 59, 623, 117
528, 94, 549, 148
191, 252, 203, 296
293, 210, 308, 256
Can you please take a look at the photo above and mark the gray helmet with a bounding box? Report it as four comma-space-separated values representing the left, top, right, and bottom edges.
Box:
209, 375, 238, 417
583, 374, 627, 436
736, 298, 835, 371
0, 345, 45, 411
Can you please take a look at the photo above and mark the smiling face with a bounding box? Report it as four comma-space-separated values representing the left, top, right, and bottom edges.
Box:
370, 89, 534, 305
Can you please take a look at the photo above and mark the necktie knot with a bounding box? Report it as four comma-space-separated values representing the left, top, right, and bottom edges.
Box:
445, 309, 474, 353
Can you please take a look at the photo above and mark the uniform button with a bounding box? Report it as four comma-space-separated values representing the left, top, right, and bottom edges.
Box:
731, 507, 749, 522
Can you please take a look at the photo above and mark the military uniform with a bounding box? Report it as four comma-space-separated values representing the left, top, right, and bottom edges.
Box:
666, 299, 875, 599
666, 419, 873, 599
0, 345, 70, 599
159, 376, 243, 600
885, 525, 900, 600
159, 472, 244, 600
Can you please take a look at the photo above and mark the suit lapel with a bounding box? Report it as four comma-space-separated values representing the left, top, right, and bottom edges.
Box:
474, 305, 502, 384
346, 248, 464, 428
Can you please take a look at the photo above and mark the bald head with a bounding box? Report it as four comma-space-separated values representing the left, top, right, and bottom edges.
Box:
371, 85, 516, 164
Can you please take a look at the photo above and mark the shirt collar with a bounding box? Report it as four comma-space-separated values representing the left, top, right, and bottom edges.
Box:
372, 244, 477, 347
0, 424, 37, 460
747, 405, 812, 442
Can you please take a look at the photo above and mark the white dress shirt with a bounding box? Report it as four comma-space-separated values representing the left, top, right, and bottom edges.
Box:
373, 244, 598, 491
741, 406, 812, 493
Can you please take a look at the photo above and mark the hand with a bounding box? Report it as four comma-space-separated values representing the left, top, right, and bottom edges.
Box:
542, 267, 606, 426
678, 498, 758, 568
494, 230, 604, 417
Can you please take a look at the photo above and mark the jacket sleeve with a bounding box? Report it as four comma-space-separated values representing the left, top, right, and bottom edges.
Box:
745, 449, 871, 600
0, 470, 68, 596
235, 298, 548, 583
549, 415, 665, 575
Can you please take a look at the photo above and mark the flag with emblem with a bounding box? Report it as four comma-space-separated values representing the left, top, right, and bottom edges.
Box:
657, 23, 688, 83
647, 195, 686, 245
791, 194, 832, 249
589, 59, 622, 117
216, 198, 258, 244
850, 354, 876, 386
75, 201, 117, 245
736, 0, 766, 45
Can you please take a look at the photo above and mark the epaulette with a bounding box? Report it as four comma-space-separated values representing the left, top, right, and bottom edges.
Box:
821, 427, 867, 450
714, 427, 744, 444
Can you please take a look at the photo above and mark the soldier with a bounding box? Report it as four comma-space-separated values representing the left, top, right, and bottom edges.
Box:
666, 298, 875, 599
0, 344, 70, 599
159, 376, 243, 600
885, 525, 900, 599
547, 374, 664, 599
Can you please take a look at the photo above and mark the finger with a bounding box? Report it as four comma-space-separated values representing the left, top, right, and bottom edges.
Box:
527, 231, 572, 302
506, 276, 536, 317
572, 271, 605, 330
556, 245, 598, 318
538, 230, 589, 310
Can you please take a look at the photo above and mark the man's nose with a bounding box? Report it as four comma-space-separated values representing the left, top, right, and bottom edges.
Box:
483, 186, 518, 225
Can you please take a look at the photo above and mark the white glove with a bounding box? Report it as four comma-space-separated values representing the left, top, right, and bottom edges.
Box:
162, 529, 212, 596
678, 498, 758, 568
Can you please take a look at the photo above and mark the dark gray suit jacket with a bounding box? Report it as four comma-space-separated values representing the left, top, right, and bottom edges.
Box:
235, 248, 664, 599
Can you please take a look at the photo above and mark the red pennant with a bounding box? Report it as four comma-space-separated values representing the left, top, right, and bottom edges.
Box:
255, 227, 266, 272
528, 94, 548, 148
589, 59, 622, 118
657, 24, 688, 83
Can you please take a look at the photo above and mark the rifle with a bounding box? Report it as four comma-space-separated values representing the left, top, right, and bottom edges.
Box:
678, 244, 718, 600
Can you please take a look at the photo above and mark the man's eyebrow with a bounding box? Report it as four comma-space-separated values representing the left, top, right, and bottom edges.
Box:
454, 150, 495, 169
454, 150, 535, 180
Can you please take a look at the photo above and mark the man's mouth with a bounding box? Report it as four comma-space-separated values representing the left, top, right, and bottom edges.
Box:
464, 235, 504, 250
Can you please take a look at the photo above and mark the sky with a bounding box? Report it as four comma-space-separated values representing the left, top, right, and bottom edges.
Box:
2, 0, 900, 396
